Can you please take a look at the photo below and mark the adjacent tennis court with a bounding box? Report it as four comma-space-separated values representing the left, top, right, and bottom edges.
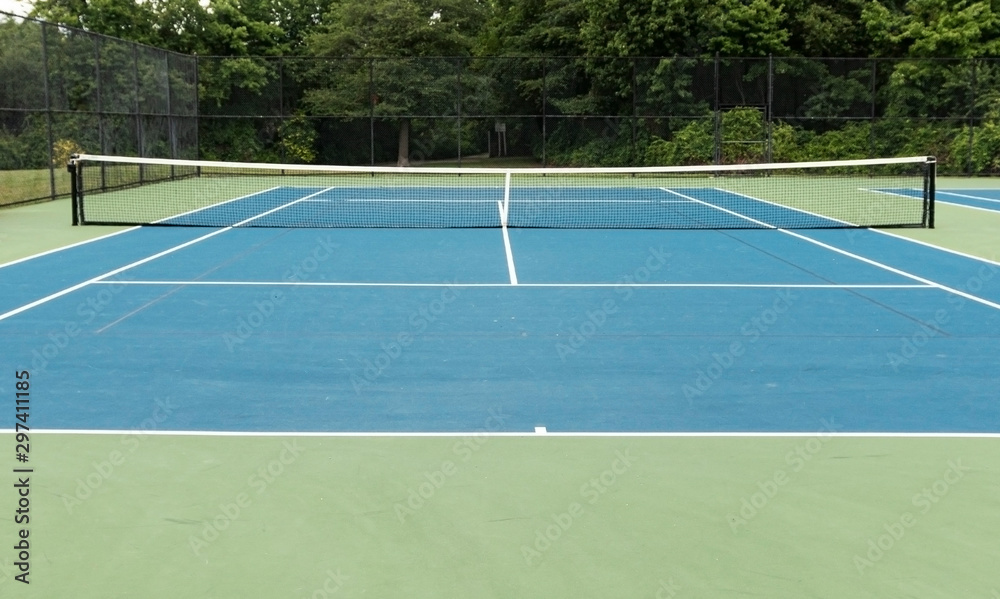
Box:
1, 155, 998, 598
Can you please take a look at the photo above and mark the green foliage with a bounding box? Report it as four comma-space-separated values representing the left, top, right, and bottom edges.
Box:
644, 109, 774, 166
783, 0, 872, 56
481, 0, 586, 56
51, 138, 83, 166
16, 0, 1000, 174
801, 122, 871, 160
644, 120, 714, 166
199, 58, 277, 109
951, 121, 1000, 173
302, 0, 485, 164
770, 122, 803, 162
198, 119, 265, 162
307, 0, 485, 58
702, 0, 791, 56
863, 0, 1000, 58
578, 0, 789, 57
278, 116, 316, 164
545, 119, 639, 167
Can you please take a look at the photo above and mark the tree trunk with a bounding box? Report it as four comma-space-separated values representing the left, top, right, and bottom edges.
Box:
397, 118, 410, 167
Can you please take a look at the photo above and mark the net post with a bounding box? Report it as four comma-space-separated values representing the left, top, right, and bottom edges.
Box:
68, 155, 81, 226
925, 156, 936, 229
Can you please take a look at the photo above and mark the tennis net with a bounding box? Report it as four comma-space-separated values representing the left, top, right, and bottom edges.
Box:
68, 154, 935, 229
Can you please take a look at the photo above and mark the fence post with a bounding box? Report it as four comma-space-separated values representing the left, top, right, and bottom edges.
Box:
279, 56, 284, 163
40, 22, 56, 201
631, 57, 638, 163
194, 54, 200, 163
457, 57, 462, 166
968, 58, 976, 175
713, 52, 720, 165
132, 43, 143, 182
870, 59, 877, 160
541, 57, 547, 167
369, 58, 375, 166
165, 52, 175, 179
766, 54, 774, 163
93, 35, 106, 191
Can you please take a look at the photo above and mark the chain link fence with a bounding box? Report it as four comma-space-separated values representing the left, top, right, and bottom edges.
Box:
196, 55, 1000, 174
0, 11, 197, 207
5, 10, 1000, 211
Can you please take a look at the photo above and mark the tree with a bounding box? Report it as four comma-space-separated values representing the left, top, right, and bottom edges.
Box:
303, 0, 486, 165
863, 0, 1000, 58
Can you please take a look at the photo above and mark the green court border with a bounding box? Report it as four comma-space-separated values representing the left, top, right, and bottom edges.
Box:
0, 434, 997, 598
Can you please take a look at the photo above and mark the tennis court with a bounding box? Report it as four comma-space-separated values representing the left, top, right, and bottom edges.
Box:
880, 186, 1000, 214
1, 155, 998, 597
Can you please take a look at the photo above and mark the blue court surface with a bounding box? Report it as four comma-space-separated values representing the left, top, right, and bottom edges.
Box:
2, 188, 999, 434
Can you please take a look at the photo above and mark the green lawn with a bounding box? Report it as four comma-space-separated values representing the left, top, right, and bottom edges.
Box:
0, 168, 58, 206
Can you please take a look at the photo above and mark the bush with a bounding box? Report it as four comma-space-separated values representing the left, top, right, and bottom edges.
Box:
52, 138, 84, 167
644, 119, 713, 166
802, 122, 871, 160
545, 119, 640, 167
950, 121, 1000, 174
278, 116, 317, 164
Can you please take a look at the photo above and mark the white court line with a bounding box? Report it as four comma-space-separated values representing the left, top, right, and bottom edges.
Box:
89, 280, 933, 289
0, 187, 336, 323
499, 174, 518, 285
860, 187, 922, 200
501, 225, 518, 285
6, 429, 1000, 438
870, 229, 1000, 267
859, 187, 996, 216
0, 186, 287, 271
575, 183, 999, 286
938, 190, 1000, 204
151, 185, 284, 222
0, 226, 140, 270
938, 201, 1000, 214
663, 188, 1000, 312
660, 187, 775, 228
298, 198, 670, 203
860, 187, 996, 215
838, 188, 1000, 265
